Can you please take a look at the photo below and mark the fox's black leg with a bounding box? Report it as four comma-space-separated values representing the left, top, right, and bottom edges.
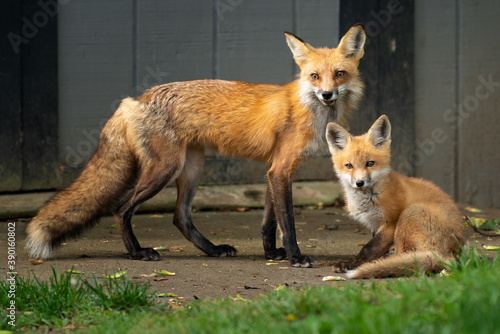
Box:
261, 186, 287, 260
114, 141, 186, 261
267, 167, 314, 267
173, 147, 236, 257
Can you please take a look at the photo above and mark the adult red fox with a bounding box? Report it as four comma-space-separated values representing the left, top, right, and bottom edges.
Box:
26, 24, 366, 267
326, 115, 465, 277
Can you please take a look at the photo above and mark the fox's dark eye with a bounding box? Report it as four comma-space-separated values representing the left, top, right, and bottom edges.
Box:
345, 163, 353, 169
336, 70, 346, 78
311, 73, 319, 80
366, 161, 375, 167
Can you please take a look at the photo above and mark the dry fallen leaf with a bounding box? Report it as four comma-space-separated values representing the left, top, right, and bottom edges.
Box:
465, 207, 482, 213
28, 258, 43, 265
103, 271, 127, 279
155, 270, 175, 276
322, 276, 346, 281
140, 273, 158, 278
66, 269, 84, 275
157, 292, 177, 297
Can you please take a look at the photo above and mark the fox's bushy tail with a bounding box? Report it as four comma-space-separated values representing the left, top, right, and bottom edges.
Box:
26, 98, 140, 259
346, 251, 448, 279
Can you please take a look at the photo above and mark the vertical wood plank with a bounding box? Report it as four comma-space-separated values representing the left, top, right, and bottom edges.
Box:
296, 0, 340, 54
136, 0, 213, 86
377, 0, 415, 175
458, 0, 500, 207
58, 1, 134, 179
0, 0, 22, 191
21, 0, 59, 190
217, 0, 294, 83
414, 1, 457, 197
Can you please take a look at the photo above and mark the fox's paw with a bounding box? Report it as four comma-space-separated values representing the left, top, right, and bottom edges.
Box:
130, 248, 160, 261
265, 247, 287, 261
210, 244, 237, 257
291, 255, 315, 268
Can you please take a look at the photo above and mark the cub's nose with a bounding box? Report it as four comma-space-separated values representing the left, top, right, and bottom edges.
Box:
356, 180, 365, 188
321, 91, 333, 100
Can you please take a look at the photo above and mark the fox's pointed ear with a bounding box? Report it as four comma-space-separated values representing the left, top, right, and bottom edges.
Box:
284, 31, 314, 67
338, 23, 366, 59
368, 115, 391, 147
326, 122, 351, 155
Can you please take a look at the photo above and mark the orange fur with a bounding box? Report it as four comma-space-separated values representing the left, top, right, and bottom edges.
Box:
326, 115, 465, 278
26, 25, 366, 267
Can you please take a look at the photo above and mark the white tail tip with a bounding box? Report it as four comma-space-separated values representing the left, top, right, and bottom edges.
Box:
25, 235, 52, 259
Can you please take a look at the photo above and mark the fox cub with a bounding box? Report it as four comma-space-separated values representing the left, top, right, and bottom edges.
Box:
326, 115, 465, 278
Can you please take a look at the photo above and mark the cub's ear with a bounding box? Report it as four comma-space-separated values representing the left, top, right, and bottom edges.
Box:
338, 23, 366, 59
368, 115, 392, 147
284, 31, 315, 68
326, 122, 352, 155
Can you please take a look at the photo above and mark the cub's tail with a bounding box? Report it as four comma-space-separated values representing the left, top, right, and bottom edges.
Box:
346, 251, 448, 279
26, 98, 140, 259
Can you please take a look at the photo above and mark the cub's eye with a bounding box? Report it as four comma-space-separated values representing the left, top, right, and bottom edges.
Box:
345, 163, 353, 169
366, 161, 375, 167
310, 73, 319, 80
336, 70, 346, 78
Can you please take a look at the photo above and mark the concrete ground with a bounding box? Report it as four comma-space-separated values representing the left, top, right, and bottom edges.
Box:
2, 201, 500, 303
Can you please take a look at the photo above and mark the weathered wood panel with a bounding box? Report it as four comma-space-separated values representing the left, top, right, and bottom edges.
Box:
414, 1, 457, 197
340, 0, 415, 175
377, 0, 414, 175
21, 0, 59, 190
458, 0, 500, 207
58, 0, 134, 175
136, 0, 213, 86
217, 0, 294, 83
0, 0, 22, 191
296, 0, 339, 47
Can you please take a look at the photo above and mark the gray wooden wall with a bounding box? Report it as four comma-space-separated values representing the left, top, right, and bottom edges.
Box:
414, 1, 500, 208
57, 0, 340, 185
2, 0, 499, 208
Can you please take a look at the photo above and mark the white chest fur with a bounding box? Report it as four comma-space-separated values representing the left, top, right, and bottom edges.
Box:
342, 182, 384, 233
300, 88, 343, 157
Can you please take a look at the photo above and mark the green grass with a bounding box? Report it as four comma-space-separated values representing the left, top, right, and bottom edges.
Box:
0, 266, 154, 332
2, 246, 500, 333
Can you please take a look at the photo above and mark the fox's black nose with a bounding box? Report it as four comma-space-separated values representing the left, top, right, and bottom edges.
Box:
322, 91, 333, 100
356, 180, 364, 187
